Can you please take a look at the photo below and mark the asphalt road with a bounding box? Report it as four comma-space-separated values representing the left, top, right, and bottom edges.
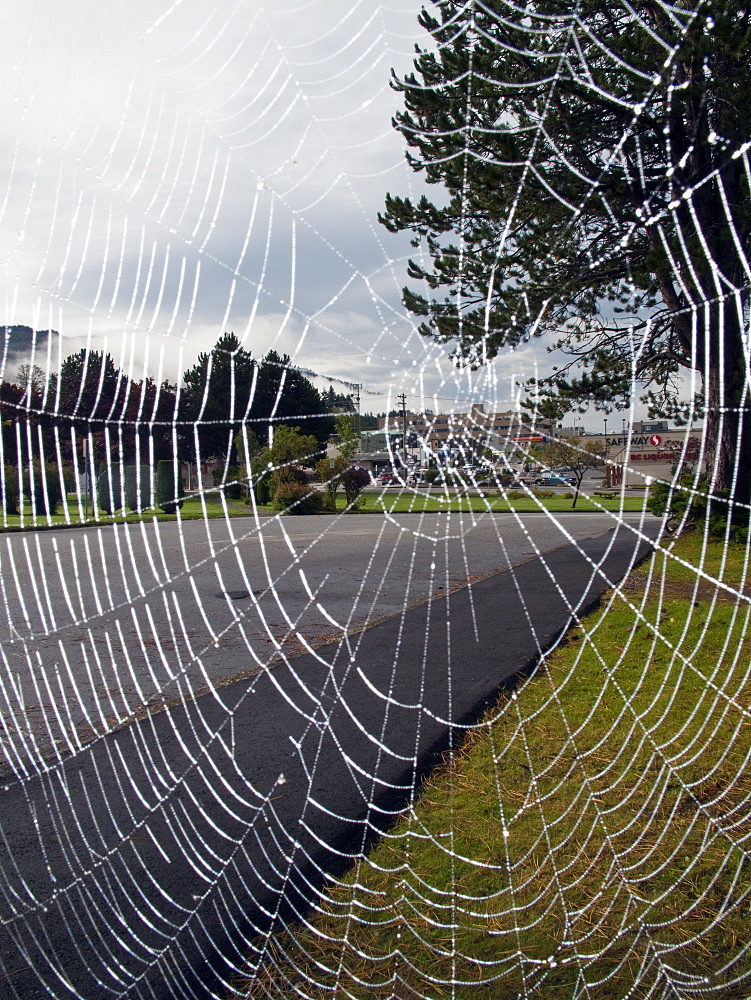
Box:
0, 509, 660, 999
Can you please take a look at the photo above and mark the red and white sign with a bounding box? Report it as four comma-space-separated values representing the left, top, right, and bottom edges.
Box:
648, 434, 662, 446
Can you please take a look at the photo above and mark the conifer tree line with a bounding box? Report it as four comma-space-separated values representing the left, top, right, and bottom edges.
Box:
0, 330, 345, 513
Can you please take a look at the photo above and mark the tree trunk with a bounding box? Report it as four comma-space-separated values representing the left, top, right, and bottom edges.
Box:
703, 301, 751, 524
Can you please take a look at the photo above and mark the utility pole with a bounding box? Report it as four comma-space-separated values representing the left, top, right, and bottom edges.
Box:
352, 383, 361, 439
397, 393, 408, 471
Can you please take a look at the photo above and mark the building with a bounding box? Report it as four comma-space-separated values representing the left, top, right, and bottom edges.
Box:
589, 423, 703, 487
378, 405, 533, 464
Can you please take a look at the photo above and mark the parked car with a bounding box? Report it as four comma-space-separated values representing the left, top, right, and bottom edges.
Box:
380, 473, 401, 486
535, 474, 574, 487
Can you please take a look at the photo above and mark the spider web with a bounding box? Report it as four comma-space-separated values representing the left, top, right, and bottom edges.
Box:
0, 2, 748, 999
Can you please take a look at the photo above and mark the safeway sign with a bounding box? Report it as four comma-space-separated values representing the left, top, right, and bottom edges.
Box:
648, 433, 662, 446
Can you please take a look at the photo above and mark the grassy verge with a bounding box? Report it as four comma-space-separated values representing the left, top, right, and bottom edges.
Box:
359, 489, 648, 515
0, 490, 648, 530
0, 494, 275, 530
237, 533, 751, 998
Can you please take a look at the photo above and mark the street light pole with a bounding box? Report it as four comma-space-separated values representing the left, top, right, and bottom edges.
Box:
397, 392, 408, 472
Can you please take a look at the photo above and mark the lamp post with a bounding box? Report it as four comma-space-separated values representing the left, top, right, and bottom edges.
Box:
81, 437, 91, 520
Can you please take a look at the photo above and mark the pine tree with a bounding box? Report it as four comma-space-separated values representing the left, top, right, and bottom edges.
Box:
381, 1, 751, 515
182, 332, 256, 464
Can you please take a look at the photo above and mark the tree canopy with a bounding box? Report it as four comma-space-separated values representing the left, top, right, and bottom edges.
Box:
182, 335, 332, 463
0, 332, 336, 478
381, 1, 751, 510
542, 437, 605, 507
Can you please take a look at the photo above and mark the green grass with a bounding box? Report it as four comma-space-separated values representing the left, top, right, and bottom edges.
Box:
359, 488, 648, 515
0, 489, 648, 531
0, 494, 272, 530
236, 534, 751, 999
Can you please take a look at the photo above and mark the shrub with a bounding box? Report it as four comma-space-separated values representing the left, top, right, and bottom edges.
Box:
422, 468, 439, 485
125, 464, 153, 511
2, 466, 20, 514
155, 460, 184, 513
23, 460, 63, 517
647, 471, 706, 523
272, 481, 324, 515
647, 469, 744, 539
97, 465, 126, 514
254, 470, 272, 506
212, 464, 244, 500
316, 456, 343, 511
61, 463, 77, 495
342, 466, 370, 509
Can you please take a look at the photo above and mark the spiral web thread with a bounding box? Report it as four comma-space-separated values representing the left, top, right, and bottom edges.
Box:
0, 2, 748, 998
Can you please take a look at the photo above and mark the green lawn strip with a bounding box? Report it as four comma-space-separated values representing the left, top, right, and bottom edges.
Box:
0, 492, 646, 530
237, 535, 751, 999
360, 490, 647, 515
0, 497, 276, 531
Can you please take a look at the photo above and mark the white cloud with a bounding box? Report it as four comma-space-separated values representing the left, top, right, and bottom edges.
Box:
0, 0, 590, 423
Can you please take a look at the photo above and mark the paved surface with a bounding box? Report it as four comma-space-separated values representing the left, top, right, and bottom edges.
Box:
0, 510, 660, 998
0, 508, 651, 765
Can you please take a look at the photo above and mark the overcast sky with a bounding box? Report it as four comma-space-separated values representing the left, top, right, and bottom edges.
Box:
0, 0, 591, 422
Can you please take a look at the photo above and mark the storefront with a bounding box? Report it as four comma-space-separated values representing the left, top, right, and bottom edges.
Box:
600, 431, 703, 487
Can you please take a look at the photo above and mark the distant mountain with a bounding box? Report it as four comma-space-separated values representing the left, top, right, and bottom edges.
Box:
0, 325, 53, 379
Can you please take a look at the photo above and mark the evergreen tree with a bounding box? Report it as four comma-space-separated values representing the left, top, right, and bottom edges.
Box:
181, 337, 332, 462
122, 378, 180, 465
251, 350, 333, 447
381, 1, 751, 514
155, 459, 184, 513
182, 332, 256, 464
54, 349, 129, 464
124, 464, 153, 512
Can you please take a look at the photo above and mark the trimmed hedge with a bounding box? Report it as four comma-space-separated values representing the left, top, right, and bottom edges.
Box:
155, 459, 184, 513
125, 464, 153, 512
2, 466, 20, 514
23, 460, 63, 517
97, 465, 126, 514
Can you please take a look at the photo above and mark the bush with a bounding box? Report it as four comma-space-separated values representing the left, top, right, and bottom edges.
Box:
2, 466, 20, 514
155, 460, 184, 513
647, 469, 743, 539
23, 460, 63, 517
272, 481, 324, 515
125, 464, 153, 512
61, 463, 76, 495
212, 464, 244, 500
342, 466, 370, 509
316, 456, 342, 511
254, 470, 272, 506
422, 468, 439, 485
97, 465, 126, 514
